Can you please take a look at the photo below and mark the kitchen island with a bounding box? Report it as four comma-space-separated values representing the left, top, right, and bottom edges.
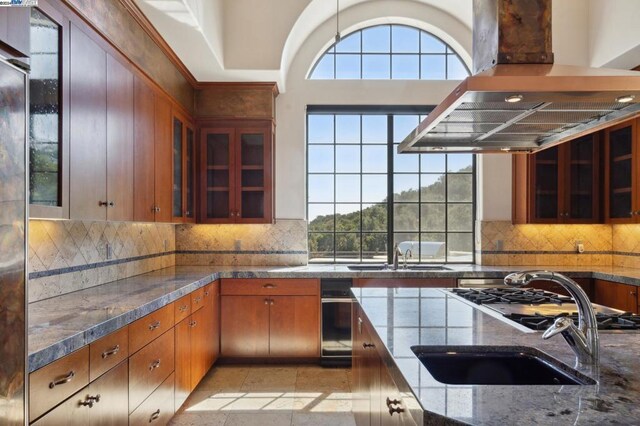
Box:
351, 287, 640, 425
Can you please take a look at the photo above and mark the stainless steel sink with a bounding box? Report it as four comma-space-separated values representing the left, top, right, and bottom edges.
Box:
347, 264, 388, 271
406, 265, 451, 271
411, 346, 596, 386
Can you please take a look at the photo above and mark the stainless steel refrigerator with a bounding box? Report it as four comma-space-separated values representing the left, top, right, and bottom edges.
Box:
0, 55, 28, 426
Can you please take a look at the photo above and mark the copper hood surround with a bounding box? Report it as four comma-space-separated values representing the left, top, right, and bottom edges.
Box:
399, 0, 640, 153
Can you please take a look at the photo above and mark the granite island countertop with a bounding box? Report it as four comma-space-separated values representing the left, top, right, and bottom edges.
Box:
352, 287, 640, 425
28, 263, 640, 372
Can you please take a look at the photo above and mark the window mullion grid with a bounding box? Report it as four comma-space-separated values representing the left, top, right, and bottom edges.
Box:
387, 114, 394, 264
444, 155, 449, 262
333, 114, 337, 262
359, 115, 364, 262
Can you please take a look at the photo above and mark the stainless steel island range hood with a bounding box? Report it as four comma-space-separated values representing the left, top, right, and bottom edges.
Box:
399, 0, 640, 153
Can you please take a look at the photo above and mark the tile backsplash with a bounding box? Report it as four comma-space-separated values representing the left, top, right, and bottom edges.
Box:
477, 221, 613, 266
175, 219, 308, 267
28, 220, 175, 302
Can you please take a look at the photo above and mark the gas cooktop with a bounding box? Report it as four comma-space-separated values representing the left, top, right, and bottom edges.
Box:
449, 287, 640, 331
451, 287, 573, 305
503, 312, 640, 331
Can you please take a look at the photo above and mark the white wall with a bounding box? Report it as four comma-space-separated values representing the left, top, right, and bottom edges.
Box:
589, 0, 640, 69
276, 0, 472, 219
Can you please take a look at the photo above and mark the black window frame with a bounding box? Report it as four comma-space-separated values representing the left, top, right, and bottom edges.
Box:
306, 105, 476, 264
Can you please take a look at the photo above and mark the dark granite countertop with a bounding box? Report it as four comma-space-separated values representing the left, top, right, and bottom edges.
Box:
28, 264, 640, 372
352, 287, 640, 425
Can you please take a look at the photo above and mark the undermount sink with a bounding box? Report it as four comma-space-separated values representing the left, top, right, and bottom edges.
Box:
347, 264, 387, 271
411, 346, 596, 386
346, 264, 451, 271
406, 265, 451, 271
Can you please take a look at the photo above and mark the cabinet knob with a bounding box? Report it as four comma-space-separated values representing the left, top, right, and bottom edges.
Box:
189, 320, 197, 328
388, 405, 405, 416
149, 409, 161, 422
386, 397, 401, 407
148, 320, 161, 331
362, 342, 375, 349
152, 206, 161, 213
80, 394, 100, 408
264, 298, 269, 305
98, 201, 108, 207
108, 201, 115, 207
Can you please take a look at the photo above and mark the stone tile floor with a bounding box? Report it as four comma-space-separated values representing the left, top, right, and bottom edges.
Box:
169, 365, 356, 426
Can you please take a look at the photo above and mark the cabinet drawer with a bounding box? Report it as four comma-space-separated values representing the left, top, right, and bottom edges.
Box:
221, 279, 319, 296
29, 346, 90, 422
203, 282, 215, 305
31, 386, 90, 426
129, 372, 175, 426
129, 328, 175, 413
129, 303, 174, 354
191, 286, 206, 312
89, 326, 129, 381
174, 294, 192, 324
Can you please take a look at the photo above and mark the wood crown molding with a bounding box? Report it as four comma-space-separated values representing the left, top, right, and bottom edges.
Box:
118, 0, 198, 87
196, 81, 280, 96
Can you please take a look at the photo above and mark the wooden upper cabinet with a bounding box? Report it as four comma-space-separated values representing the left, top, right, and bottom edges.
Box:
133, 76, 156, 222
171, 111, 196, 223
106, 54, 134, 221
154, 94, 173, 222
199, 120, 274, 224
69, 23, 107, 221
605, 118, 639, 223
513, 132, 601, 224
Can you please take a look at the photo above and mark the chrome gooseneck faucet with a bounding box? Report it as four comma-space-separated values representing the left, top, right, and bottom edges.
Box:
392, 243, 402, 270
504, 271, 599, 365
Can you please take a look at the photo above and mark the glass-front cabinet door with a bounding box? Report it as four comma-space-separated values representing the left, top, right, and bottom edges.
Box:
201, 128, 235, 222
185, 126, 195, 221
530, 146, 560, 222
565, 133, 599, 223
236, 128, 271, 222
606, 120, 637, 223
172, 117, 183, 220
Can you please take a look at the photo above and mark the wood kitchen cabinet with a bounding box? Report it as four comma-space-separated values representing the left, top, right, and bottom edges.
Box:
513, 132, 601, 224
594, 279, 639, 313
154, 94, 173, 223
69, 24, 136, 221
220, 279, 319, 358
353, 306, 416, 426
175, 281, 219, 410
133, 76, 157, 222
171, 112, 196, 222
199, 120, 274, 223
525, 278, 594, 301
31, 359, 128, 426
605, 118, 640, 223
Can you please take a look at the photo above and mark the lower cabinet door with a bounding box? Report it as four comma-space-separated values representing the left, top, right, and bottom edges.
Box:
379, 367, 401, 426
31, 388, 91, 426
190, 306, 208, 388
129, 373, 175, 426
221, 295, 270, 357
269, 296, 319, 357
203, 282, 220, 368
89, 360, 129, 426
174, 317, 192, 410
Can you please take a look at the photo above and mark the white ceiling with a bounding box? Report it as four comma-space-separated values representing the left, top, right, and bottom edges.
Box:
134, 0, 640, 89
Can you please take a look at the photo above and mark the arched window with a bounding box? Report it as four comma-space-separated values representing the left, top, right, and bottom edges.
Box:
309, 24, 469, 80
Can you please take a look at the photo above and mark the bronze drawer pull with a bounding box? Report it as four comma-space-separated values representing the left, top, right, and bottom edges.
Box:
80, 394, 101, 408
194, 296, 202, 304
178, 305, 188, 312
362, 343, 375, 349
49, 371, 75, 389
148, 321, 161, 331
149, 409, 161, 422
189, 321, 197, 327
264, 298, 270, 305
263, 283, 276, 289
148, 360, 161, 371
101, 345, 120, 359
204, 291, 209, 296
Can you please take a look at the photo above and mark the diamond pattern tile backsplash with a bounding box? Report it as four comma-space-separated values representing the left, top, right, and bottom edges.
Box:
28, 220, 175, 302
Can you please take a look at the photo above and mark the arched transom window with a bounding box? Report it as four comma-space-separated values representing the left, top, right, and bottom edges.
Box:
309, 24, 470, 80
